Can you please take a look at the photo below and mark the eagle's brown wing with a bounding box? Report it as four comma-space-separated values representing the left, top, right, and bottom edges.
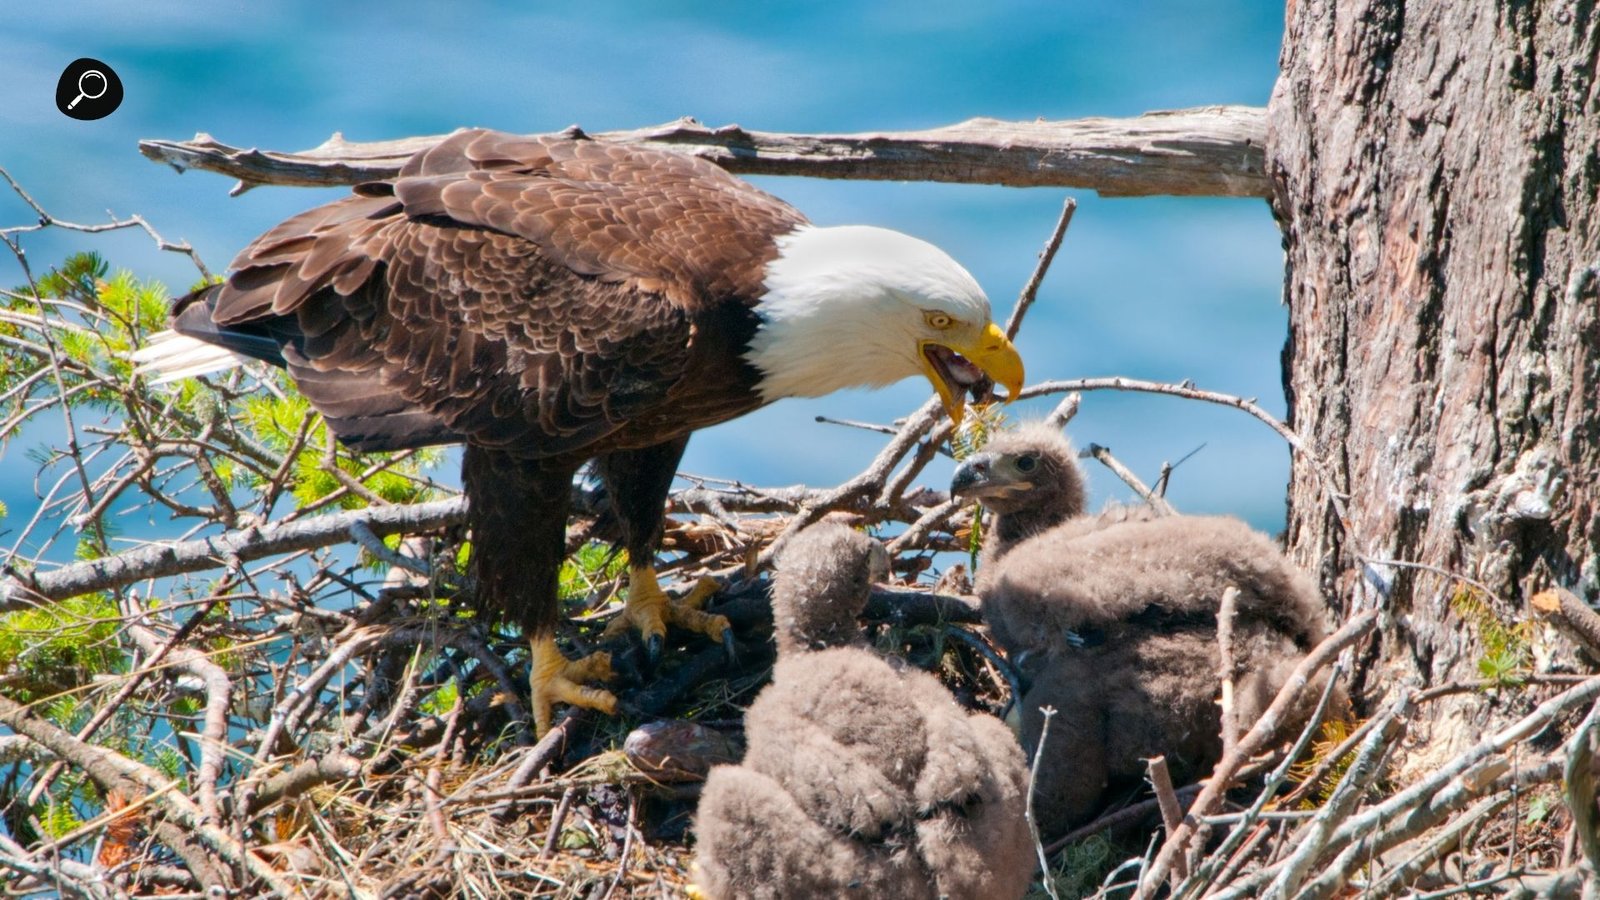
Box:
180, 129, 808, 456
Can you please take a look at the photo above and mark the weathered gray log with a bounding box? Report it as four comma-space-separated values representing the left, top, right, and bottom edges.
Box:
138, 106, 1269, 198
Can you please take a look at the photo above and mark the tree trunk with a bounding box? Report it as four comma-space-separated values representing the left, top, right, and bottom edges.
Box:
1269, 0, 1600, 760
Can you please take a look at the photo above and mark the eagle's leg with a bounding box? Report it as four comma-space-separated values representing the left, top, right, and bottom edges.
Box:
597, 439, 733, 663
464, 447, 618, 737
528, 631, 616, 736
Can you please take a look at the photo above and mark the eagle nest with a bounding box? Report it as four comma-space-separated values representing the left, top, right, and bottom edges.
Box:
1, 178, 1594, 899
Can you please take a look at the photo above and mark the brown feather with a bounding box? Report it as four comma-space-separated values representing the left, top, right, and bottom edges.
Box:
167, 130, 808, 637
964, 425, 1333, 835
694, 525, 1033, 900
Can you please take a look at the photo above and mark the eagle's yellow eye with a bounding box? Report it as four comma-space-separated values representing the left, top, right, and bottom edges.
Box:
925, 311, 955, 329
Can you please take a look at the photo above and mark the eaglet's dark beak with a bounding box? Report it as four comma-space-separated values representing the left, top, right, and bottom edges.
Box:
951, 452, 999, 498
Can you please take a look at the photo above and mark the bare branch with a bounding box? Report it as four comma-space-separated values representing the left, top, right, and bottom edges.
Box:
0, 497, 466, 614
139, 107, 1270, 199
1135, 610, 1378, 898
1028, 706, 1063, 900
1004, 197, 1077, 339
1145, 755, 1187, 884
1216, 586, 1240, 758
1083, 443, 1176, 515
0, 695, 292, 895
1532, 586, 1600, 659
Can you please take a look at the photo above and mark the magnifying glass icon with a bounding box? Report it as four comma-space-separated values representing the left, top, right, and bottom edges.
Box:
67, 70, 107, 110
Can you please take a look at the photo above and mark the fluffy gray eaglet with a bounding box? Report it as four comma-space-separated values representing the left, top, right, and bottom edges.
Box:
132, 129, 1025, 735
951, 423, 1329, 834
691, 523, 1033, 900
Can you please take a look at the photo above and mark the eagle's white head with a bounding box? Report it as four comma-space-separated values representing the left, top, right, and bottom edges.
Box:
746, 225, 1024, 424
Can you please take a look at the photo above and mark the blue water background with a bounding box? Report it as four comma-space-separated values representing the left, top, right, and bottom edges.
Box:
0, 1, 1289, 562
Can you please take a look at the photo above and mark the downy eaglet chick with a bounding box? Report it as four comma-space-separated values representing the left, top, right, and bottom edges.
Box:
692, 523, 1034, 900
951, 423, 1330, 834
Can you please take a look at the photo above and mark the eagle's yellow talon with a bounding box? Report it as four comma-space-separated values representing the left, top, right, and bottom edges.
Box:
529, 633, 616, 737
606, 566, 730, 654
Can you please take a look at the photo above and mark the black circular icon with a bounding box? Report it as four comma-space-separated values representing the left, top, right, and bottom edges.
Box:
56, 58, 123, 121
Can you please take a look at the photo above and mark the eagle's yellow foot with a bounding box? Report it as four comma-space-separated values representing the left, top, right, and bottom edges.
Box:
603, 564, 732, 664
529, 632, 616, 737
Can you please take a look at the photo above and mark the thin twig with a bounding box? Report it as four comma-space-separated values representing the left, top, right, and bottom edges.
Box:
1004, 197, 1077, 339
1028, 706, 1063, 900
1217, 586, 1241, 758
1136, 610, 1377, 898
1145, 756, 1187, 884
1083, 443, 1176, 515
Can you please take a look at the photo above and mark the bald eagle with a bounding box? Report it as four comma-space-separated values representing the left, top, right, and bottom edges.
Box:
133, 128, 1024, 734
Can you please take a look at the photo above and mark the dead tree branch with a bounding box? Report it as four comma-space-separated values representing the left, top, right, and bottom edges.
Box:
1135, 610, 1378, 898
1083, 443, 1176, 515
139, 107, 1269, 199
0, 695, 291, 895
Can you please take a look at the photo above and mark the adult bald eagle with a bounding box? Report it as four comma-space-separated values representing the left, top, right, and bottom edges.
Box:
134, 128, 1024, 734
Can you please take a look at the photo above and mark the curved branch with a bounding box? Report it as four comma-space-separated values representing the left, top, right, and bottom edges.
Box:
0, 498, 467, 615
138, 107, 1270, 199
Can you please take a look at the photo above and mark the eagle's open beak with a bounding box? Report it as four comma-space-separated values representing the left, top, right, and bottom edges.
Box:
919, 322, 1025, 426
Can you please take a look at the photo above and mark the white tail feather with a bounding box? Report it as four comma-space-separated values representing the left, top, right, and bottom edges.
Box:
129, 331, 249, 384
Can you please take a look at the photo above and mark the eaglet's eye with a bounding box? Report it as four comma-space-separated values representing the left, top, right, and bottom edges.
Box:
924, 311, 956, 329
1015, 454, 1037, 473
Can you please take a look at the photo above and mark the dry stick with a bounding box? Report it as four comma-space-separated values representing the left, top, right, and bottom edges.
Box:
598, 793, 638, 900
886, 497, 966, 555
246, 753, 362, 814
0, 165, 211, 277
1046, 784, 1204, 852
243, 623, 531, 817
765, 395, 943, 562
0, 695, 291, 896
138, 108, 1271, 199
1564, 697, 1600, 878
1172, 667, 1348, 900
812, 415, 902, 438
1004, 197, 1077, 339
1135, 610, 1377, 899
0, 829, 122, 900
1021, 377, 1349, 526
421, 767, 453, 863
882, 419, 957, 509
350, 519, 432, 579
1027, 706, 1063, 900
1217, 586, 1241, 758
22, 596, 220, 808
1362, 793, 1515, 900
1145, 756, 1188, 884
1321, 676, 1600, 858
0, 497, 467, 615
124, 605, 234, 825
1264, 692, 1407, 899
1044, 392, 1081, 430
1082, 443, 1176, 515
538, 787, 578, 860
1218, 682, 1600, 900
1284, 757, 1565, 900
1532, 586, 1600, 659
492, 712, 584, 823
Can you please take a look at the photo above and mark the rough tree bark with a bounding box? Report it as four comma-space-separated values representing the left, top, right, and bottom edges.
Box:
1270, 0, 1599, 758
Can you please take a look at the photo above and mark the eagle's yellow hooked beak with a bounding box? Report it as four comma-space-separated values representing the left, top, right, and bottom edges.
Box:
918, 321, 1025, 427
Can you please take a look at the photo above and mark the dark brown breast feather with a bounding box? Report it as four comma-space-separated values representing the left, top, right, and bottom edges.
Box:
187, 129, 809, 457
